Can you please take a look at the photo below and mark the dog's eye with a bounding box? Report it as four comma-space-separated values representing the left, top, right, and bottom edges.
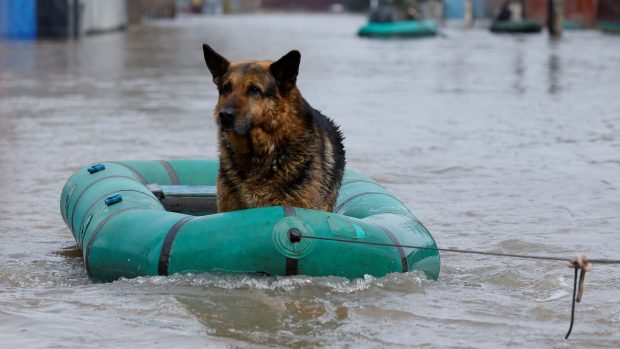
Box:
221, 82, 232, 95
247, 85, 262, 96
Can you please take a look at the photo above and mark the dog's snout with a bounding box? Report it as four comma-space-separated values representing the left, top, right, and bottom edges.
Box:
219, 107, 235, 131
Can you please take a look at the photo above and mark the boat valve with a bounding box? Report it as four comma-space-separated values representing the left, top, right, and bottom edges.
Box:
288, 228, 302, 243
87, 163, 106, 174
105, 194, 123, 206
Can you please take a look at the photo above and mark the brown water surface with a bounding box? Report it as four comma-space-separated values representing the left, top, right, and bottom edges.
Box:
1, 14, 619, 348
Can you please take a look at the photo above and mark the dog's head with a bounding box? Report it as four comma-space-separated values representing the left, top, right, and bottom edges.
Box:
203, 44, 301, 136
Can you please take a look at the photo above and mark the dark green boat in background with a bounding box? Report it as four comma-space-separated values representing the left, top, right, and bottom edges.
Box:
358, 19, 439, 38
490, 20, 543, 34
61, 160, 441, 282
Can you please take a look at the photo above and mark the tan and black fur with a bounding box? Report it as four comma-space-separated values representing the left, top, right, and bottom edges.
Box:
203, 44, 345, 212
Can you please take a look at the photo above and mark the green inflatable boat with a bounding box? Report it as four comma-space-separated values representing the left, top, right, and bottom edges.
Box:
490, 20, 543, 33
358, 20, 438, 38
599, 21, 620, 34
60, 160, 440, 282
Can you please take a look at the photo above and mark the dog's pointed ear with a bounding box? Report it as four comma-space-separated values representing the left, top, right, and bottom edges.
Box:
203, 44, 229, 85
270, 50, 301, 93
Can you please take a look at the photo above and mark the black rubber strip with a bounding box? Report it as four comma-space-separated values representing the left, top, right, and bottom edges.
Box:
63, 189, 72, 223
158, 216, 194, 276
106, 161, 148, 184
374, 222, 408, 272
75, 189, 161, 235
334, 191, 407, 214
69, 175, 145, 232
84, 208, 142, 275
283, 206, 299, 276
157, 160, 180, 185
285, 258, 299, 276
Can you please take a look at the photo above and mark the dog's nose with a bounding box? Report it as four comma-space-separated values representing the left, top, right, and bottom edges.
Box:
219, 107, 235, 131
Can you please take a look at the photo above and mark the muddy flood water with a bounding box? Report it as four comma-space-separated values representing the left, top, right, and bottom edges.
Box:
1, 13, 619, 348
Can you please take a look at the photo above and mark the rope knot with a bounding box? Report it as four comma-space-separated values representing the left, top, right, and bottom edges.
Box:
569, 254, 592, 303
569, 255, 592, 272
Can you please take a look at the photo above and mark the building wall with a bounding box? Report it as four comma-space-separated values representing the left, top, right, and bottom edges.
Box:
564, 0, 598, 27
81, 0, 127, 34
444, 0, 490, 19
597, 0, 620, 22
526, 0, 600, 27
223, 0, 262, 13
524, 0, 546, 23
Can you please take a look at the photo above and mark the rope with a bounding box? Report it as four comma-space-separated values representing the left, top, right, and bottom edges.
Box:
295, 234, 620, 339
296, 235, 620, 265
565, 268, 578, 340
565, 255, 593, 339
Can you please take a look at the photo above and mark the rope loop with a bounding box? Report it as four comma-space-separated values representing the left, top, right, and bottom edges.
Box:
569, 255, 593, 272
569, 255, 592, 303
565, 255, 593, 339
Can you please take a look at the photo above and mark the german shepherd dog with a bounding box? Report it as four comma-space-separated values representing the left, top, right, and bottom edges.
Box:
202, 44, 346, 213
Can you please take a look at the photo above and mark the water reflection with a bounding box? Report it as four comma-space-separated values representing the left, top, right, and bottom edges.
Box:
512, 44, 525, 94
548, 52, 561, 95
0, 43, 36, 76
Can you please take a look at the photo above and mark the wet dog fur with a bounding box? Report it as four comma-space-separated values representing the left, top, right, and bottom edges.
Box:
202, 44, 345, 212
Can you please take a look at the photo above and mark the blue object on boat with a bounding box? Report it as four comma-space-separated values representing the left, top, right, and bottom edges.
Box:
105, 194, 123, 206
87, 164, 106, 174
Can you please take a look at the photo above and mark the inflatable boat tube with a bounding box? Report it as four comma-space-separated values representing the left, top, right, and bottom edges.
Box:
599, 21, 620, 34
490, 20, 543, 33
60, 160, 440, 282
358, 20, 438, 38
